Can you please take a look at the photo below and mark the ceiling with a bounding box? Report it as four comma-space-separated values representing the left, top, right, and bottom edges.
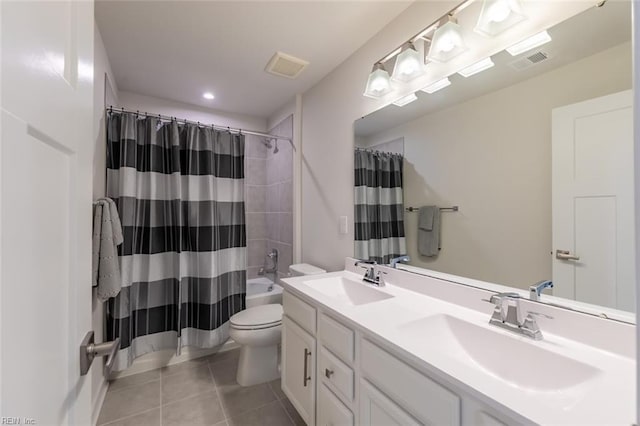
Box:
95, 1, 413, 119
355, 0, 632, 137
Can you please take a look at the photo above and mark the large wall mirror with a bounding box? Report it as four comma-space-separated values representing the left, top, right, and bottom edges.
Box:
354, 0, 634, 320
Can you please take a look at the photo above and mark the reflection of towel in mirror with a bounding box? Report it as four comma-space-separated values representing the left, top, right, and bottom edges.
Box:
92, 198, 124, 302
418, 206, 440, 257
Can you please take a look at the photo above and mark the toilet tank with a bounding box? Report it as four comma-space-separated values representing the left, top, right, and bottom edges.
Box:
289, 263, 326, 277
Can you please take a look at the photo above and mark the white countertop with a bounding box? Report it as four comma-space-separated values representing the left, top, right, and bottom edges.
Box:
281, 268, 635, 426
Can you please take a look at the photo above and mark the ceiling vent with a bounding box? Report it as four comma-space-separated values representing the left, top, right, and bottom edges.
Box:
508, 50, 550, 71
265, 52, 309, 79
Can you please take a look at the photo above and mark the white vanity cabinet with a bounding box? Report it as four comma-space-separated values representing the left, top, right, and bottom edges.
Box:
282, 292, 317, 425
282, 290, 522, 426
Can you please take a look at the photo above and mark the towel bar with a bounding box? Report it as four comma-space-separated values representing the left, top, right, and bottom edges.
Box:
405, 206, 458, 212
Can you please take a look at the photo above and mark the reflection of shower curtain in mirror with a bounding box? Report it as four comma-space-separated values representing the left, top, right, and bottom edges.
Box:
105, 112, 247, 371
354, 149, 406, 264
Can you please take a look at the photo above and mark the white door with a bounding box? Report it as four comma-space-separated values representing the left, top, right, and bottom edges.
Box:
282, 316, 316, 426
1, 1, 95, 424
552, 90, 634, 312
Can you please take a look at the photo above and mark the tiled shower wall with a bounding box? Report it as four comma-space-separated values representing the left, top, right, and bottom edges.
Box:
266, 115, 293, 281
245, 115, 293, 280
245, 134, 268, 279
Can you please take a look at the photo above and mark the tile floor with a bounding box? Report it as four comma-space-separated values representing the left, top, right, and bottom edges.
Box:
97, 349, 305, 426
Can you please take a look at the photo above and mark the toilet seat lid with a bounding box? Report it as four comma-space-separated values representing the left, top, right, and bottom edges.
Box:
230, 304, 283, 328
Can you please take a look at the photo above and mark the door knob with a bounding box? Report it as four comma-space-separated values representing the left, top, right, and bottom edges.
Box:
80, 331, 120, 378
556, 249, 580, 261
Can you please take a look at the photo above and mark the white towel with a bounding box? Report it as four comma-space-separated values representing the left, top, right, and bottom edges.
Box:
92, 198, 124, 302
418, 206, 440, 257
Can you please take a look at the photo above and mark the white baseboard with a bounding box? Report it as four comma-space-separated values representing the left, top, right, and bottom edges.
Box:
91, 376, 109, 426
111, 339, 240, 379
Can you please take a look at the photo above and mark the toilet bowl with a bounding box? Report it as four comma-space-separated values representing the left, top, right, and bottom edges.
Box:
229, 304, 283, 386
230, 264, 326, 387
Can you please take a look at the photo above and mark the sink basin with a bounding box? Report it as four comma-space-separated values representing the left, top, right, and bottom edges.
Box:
302, 276, 394, 306
397, 314, 601, 392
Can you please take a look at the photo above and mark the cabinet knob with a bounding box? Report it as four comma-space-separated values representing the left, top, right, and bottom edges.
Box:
325, 368, 334, 379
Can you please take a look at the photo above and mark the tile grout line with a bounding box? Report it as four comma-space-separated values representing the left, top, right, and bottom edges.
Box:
159, 371, 163, 426
273, 388, 296, 426
100, 406, 160, 426
209, 362, 230, 422
107, 376, 160, 395
98, 379, 163, 425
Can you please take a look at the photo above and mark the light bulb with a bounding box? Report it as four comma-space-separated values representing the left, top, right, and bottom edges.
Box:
399, 59, 418, 76
391, 44, 426, 83
427, 19, 467, 63
364, 65, 394, 98
488, 0, 511, 23
371, 75, 389, 93
475, 0, 526, 37
438, 34, 457, 53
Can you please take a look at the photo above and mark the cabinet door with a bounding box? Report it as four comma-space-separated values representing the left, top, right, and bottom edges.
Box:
360, 380, 420, 426
282, 316, 316, 425
462, 398, 522, 426
318, 384, 354, 426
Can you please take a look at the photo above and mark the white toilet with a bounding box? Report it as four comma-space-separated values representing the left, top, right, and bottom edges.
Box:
229, 263, 326, 387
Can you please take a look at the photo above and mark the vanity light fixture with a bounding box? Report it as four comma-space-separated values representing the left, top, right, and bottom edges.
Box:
475, 0, 527, 37
458, 57, 495, 77
203, 92, 215, 100
363, 63, 394, 99
420, 77, 451, 94
427, 16, 468, 63
506, 30, 552, 56
393, 93, 418, 107
392, 43, 426, 83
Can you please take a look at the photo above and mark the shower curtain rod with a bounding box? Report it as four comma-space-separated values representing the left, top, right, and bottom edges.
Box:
108, 106, 292, 142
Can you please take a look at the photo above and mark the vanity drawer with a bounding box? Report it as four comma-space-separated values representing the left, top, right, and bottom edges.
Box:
319, 346, 354, 402
318, 313, 354, 363
361, 338, 461, 425
318, 383, 354, 426
283, 291, 316, 334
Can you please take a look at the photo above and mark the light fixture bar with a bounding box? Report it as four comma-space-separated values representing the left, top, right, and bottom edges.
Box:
381, 47, 403, 64
506, 30, 551, 56
375, 0, 472, 64
458, 57, 494, 77
393, 93, 418, 107
420, 77, 451, 94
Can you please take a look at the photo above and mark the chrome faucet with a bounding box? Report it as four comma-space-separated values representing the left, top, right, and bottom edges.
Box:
529, 280, 553, 301
486, 292, 549, 340
354, 260, 385, 287
390, 255, 410, 269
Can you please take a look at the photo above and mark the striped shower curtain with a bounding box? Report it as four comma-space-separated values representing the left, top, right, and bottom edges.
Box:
354, 149, 406, 264
105, 112, 246, 370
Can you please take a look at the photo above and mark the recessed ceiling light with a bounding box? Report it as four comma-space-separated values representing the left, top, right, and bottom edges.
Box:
203, 92, 215, 100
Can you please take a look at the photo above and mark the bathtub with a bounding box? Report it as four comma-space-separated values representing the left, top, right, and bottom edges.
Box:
246, 276, 283, 308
